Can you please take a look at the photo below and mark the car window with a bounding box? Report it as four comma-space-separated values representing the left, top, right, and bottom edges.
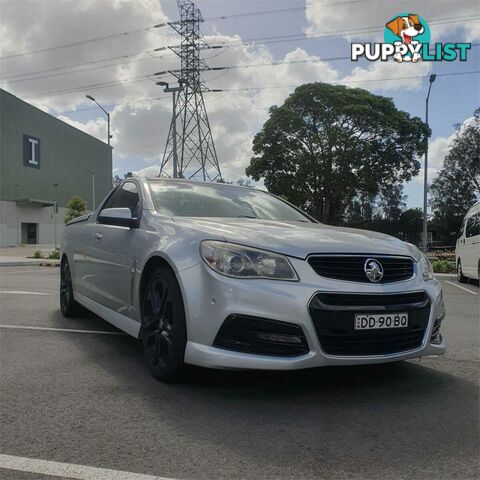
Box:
110, 182, 140, 217
465, 213, 480, 238
100, 186, 120, 212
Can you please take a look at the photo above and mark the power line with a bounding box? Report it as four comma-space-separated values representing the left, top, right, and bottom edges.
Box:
22, 63, 480, 101
0, 23, 173, 60
156, 54, 353, 79
204, 0, 374, 21
25, 75, 153, 99
215, 16, 480, 48
55, 96, 170, 116
2, 54, 170, 85
208, 70, 480, 92
35, 69, 477, 121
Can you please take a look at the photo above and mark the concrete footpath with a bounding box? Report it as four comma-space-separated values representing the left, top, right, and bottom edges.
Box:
0, 246, 60, 267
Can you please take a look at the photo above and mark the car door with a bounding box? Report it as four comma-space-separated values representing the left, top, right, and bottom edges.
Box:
87, 181, 141, 314
71, 187, 120, 301
464, 212, 480, 277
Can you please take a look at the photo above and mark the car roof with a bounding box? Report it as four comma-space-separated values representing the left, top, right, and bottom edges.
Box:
141, 177, 258, 191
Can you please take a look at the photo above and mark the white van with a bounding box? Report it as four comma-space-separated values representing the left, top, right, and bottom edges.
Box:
456, 202, 480, 282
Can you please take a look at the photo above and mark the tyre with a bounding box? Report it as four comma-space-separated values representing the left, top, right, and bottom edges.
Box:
141, 267, 187, 382
457, 259, 468, 284
60, 258, 83, 317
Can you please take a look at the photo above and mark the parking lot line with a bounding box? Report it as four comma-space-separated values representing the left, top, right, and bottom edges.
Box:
0, 325, 125, 335
0, 290, 52, 296
0, 454, 174, 480
445, 281, 478, 295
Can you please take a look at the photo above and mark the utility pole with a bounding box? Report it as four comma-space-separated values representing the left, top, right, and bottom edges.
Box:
157, 80, 185, 178
423, 74, 436, 252
86, 95, 112, 146
158, 0, 222, 181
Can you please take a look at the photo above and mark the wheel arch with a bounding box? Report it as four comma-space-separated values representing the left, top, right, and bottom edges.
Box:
139, 256, 176, 303
138, 255, 187, 338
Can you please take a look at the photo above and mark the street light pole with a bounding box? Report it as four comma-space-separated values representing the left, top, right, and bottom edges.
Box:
423, 74, 436, 252
157, 80, 185, 178
86, 170, 95, 211
86, 95, 112, 146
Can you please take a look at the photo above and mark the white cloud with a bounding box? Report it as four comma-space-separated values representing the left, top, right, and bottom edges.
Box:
305, 0, 480, 42
413, 115, 475, 184
342, 59, 432, 91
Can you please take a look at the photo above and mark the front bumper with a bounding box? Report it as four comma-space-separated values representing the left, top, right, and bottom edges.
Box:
179, 258, 446, 370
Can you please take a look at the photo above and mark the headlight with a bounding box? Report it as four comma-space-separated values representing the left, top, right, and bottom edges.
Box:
200, 240, 298, 281
418, 252, 434, 281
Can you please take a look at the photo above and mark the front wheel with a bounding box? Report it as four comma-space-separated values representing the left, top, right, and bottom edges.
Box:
141, 267, 187, 382
60, 258, 82, 317
457, 259, 468, 284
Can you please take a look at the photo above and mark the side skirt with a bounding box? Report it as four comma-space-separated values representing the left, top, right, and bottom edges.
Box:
75, 292, 141, 338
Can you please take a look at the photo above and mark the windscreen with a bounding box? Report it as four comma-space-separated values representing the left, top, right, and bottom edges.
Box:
148, 181, 311, 222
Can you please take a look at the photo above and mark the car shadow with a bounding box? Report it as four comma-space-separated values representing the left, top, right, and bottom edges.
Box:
53, 310, 479, 479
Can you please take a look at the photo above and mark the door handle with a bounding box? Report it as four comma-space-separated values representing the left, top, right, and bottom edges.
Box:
94, 233, 103, 240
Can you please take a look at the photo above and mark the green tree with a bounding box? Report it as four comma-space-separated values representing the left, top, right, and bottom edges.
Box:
64, 196, 87, 224
246, 82, 429, 224
398, 208, 423, 245
430, 108, 480, 243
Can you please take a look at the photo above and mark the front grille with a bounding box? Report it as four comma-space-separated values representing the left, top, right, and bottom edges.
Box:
310, 292, 430, 356
214, 314, 309, 356
308, 255, 414, 283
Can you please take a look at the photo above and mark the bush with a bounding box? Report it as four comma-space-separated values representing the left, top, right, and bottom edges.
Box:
65, 196, 87, 224
431, 259, 455, 274
48, 248, 61, 260
33, 250, 44, 259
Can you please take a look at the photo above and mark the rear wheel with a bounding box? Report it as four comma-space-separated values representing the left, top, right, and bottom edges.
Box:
141, 267, 187, 382
457, 259, 468, 284
60, 258, 82, 317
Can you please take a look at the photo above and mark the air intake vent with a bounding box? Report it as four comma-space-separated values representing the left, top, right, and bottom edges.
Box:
214, 314, 309, 357
309, 292, 430, 356
307, 255, 414, 283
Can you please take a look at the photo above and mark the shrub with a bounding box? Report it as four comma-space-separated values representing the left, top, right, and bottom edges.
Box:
431, 259, 455, 274
48, 248, 61, 260
65, 196, 88, 224
33, 250, 44, 259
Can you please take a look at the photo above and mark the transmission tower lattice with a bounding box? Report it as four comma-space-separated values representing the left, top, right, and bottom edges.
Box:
159, 0, 222, 181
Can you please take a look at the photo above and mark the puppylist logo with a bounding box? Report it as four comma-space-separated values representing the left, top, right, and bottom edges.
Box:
352, 13, 471, 63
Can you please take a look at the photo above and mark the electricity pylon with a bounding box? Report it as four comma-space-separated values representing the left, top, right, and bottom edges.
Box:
159, 0, 222, 181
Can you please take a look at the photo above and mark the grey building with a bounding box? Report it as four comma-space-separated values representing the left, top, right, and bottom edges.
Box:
0, 89, 112, 246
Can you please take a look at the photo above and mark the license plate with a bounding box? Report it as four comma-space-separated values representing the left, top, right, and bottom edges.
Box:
354, 313, 408, 330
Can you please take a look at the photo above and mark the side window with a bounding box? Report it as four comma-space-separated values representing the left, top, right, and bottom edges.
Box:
110, 182, 140, 217
100, 187, 120, 212
466, 213, 480, 238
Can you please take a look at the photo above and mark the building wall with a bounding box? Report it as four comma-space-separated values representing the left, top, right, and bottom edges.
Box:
0, 89, 112, 246
0, 200, 66, 246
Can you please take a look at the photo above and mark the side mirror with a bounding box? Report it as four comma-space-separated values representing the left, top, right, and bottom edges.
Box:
97, 208, 137, 228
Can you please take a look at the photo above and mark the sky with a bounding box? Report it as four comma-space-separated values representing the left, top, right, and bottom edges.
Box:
0, 0, 479, 210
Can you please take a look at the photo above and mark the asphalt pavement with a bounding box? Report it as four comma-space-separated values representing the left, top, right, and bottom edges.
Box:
0, 267, 478, 480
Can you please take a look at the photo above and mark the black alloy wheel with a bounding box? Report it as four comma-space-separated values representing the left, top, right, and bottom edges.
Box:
141, 267, 187, 382
60, 258, 82, 317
